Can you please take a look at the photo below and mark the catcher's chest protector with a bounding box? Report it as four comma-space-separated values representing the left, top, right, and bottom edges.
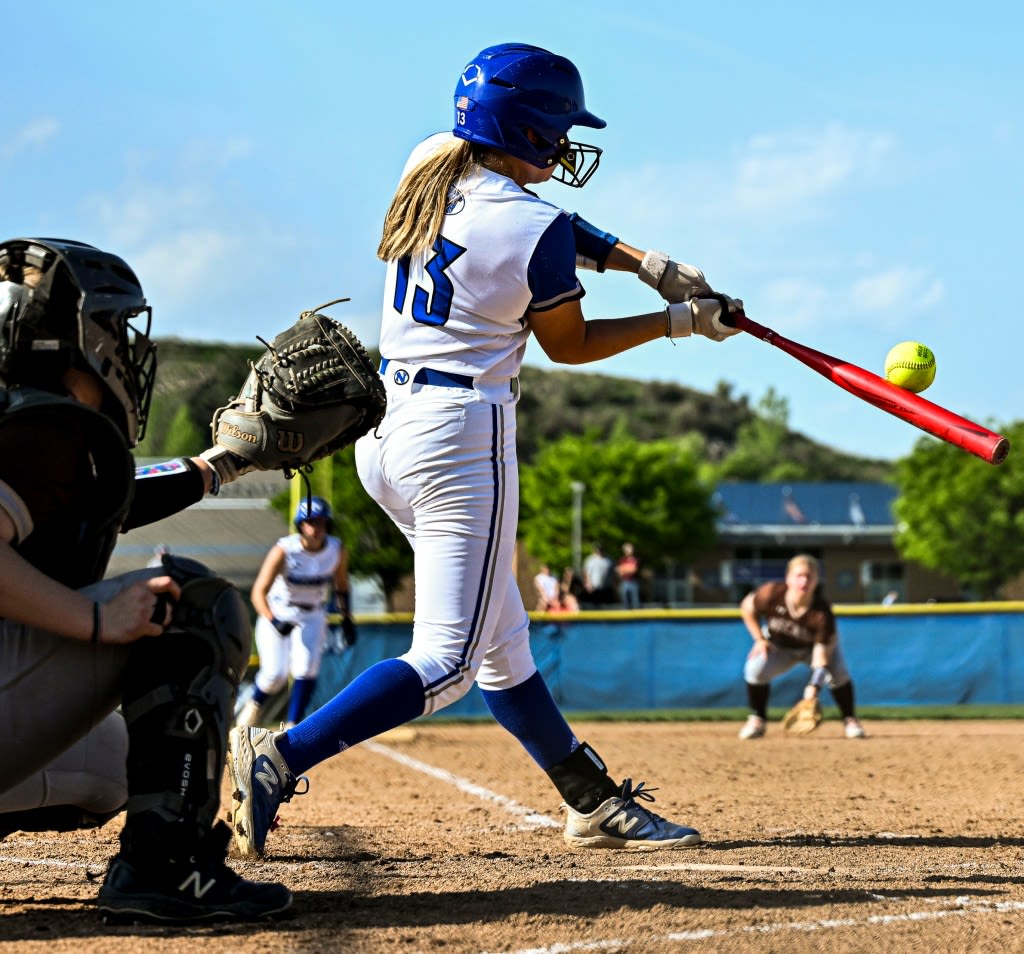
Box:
0, 387, 134, 586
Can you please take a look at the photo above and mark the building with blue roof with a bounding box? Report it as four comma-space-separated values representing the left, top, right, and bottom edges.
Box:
679, 481, 958, 605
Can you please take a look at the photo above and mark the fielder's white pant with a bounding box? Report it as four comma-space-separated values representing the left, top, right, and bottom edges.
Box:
252, 604, 328, 695
355, 365, 534, 715
743, 639, 853, 688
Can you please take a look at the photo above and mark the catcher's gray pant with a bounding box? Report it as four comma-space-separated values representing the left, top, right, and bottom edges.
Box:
743, 640, 853, 688
0, 567, 159, 815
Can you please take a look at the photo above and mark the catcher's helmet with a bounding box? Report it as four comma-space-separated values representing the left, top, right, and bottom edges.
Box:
0, 237, 156, 445
452, 42, 605, 187
295, 495, 333, 530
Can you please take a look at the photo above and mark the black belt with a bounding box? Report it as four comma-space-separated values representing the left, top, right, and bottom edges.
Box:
379, 359, 474, 390
288, 602, 319, 611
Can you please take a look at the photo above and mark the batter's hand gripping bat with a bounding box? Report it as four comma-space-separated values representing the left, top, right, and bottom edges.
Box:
728, 313, 1009, 465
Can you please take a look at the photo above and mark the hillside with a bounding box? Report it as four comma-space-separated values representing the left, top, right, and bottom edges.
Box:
137, 338, 892, 481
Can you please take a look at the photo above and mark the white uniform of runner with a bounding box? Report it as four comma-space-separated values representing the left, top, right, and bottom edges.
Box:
356, 133, 583, 714
252, 533, 342, 693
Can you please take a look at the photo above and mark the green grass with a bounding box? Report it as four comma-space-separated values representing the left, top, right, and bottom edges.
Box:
428, 704, 1024, 725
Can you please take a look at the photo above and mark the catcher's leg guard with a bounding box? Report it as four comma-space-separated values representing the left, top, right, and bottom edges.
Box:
118, 556, 251, 859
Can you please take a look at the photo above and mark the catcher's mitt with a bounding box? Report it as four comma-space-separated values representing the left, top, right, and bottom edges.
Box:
782, 696, 823, 736
207, 299, 386, 475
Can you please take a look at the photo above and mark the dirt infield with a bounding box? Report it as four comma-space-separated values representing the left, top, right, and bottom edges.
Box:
3, 719, 1024, 953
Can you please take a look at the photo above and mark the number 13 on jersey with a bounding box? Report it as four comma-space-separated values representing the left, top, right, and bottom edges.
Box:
393, 238, 467, 327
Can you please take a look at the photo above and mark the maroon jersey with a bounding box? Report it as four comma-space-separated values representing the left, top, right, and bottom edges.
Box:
752, 580, 835, 650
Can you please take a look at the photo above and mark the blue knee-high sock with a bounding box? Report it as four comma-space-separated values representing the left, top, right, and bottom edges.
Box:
286, 677, 317, 724
277, 658, 425, 777
251, 685, 271, 706
480, 670, 577, 770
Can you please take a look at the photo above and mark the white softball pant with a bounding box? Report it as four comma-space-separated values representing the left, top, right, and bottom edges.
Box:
355, 368, 534, 715
252, 607, 328, 694
743, 640, 853, 688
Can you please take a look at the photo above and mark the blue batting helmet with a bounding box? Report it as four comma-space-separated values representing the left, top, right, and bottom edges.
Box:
452, 42, 605, 187
294, 496, 333, 530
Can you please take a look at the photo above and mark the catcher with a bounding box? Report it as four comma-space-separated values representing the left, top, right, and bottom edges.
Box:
0, 237, 293, 923
737, 554, 866, 740
0, 236, 383, 924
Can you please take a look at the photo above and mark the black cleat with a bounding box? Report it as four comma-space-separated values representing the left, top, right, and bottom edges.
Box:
96, 821, 292, 924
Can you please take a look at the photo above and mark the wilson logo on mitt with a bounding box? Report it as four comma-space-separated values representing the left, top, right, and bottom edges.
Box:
206, 299, 386, 478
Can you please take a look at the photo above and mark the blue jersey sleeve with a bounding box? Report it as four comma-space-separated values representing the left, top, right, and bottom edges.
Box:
527, 213, 585, 313
567, 212, 619, 271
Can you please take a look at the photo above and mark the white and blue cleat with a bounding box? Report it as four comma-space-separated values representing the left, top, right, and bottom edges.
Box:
228, 726, 307, 859
563, 779, 701, 850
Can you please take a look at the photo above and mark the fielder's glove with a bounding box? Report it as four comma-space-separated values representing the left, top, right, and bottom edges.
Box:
201, 299, 386, 484
270, 617, 295, 636
781, 696, 823, 736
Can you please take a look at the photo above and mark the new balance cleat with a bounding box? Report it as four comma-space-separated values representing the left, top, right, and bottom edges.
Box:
563, 779, 701, 850
96, 822, 292, 924
738, 715, 766, 740
228, 726, 307, 859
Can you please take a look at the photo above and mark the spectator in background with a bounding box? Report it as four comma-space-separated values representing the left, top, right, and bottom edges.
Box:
562, 567, 584, 611
533, 564, 561, 612
582, 544, 615, 607
617, 542, 640, 609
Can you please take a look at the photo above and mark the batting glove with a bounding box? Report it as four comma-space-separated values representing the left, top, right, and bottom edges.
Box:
666, 297, 743, 342
639, 250, 712, 302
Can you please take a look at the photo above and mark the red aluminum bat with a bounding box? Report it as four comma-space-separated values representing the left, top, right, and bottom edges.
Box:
731, 313, 1009, 465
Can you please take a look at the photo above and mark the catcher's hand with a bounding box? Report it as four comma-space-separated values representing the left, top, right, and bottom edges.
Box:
782, 696, 823, 736
203, 299, 386, 480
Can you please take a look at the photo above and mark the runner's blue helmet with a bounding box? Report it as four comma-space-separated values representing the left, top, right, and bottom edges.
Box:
453, 43, 605, 187
295, 496, 333, 530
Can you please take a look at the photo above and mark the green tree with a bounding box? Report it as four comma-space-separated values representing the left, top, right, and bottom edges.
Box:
892, 421, 1024, 598
162, 403, 205, 457
519, 434, 717, 575
716, 388, 812, 482
327, 445, 413, 609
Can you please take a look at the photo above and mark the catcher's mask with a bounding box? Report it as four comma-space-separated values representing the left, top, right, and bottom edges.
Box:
0, 237, 156, 445
453, 42, 604, 187
295, 495, 334, 533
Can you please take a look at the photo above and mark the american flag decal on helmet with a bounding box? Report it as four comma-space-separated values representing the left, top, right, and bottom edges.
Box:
456, 96, 470, 109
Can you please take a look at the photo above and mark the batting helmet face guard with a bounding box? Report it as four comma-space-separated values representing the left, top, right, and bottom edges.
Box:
294, 495, 334, 530
0, 238, 157, 446
452, 42, 605, 187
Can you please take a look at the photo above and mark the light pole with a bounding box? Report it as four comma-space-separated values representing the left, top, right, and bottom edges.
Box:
570, 480, 585, 574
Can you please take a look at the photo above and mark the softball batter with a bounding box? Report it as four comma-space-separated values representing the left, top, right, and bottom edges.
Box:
230, 42, 744, 856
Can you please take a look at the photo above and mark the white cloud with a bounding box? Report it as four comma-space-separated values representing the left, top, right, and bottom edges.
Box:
1, 118, 60, 159
129, 230, 236, 313
848, 267, 945, 315
731, 123, 895, 216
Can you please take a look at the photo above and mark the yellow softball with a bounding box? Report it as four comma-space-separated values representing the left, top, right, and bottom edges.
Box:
884, 341, 936, 393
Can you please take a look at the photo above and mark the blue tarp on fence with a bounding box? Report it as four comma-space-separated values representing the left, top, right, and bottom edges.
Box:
309, 606, 1024, 717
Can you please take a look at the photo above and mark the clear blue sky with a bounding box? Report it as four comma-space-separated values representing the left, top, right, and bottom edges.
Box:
4, 1, 1019, 460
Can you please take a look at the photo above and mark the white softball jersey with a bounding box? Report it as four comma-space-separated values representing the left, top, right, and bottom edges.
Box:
266, 534, 342, 614
377, 132, 583, 383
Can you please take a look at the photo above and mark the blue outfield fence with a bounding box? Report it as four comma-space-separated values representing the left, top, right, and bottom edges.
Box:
308, 604, 1024, 717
